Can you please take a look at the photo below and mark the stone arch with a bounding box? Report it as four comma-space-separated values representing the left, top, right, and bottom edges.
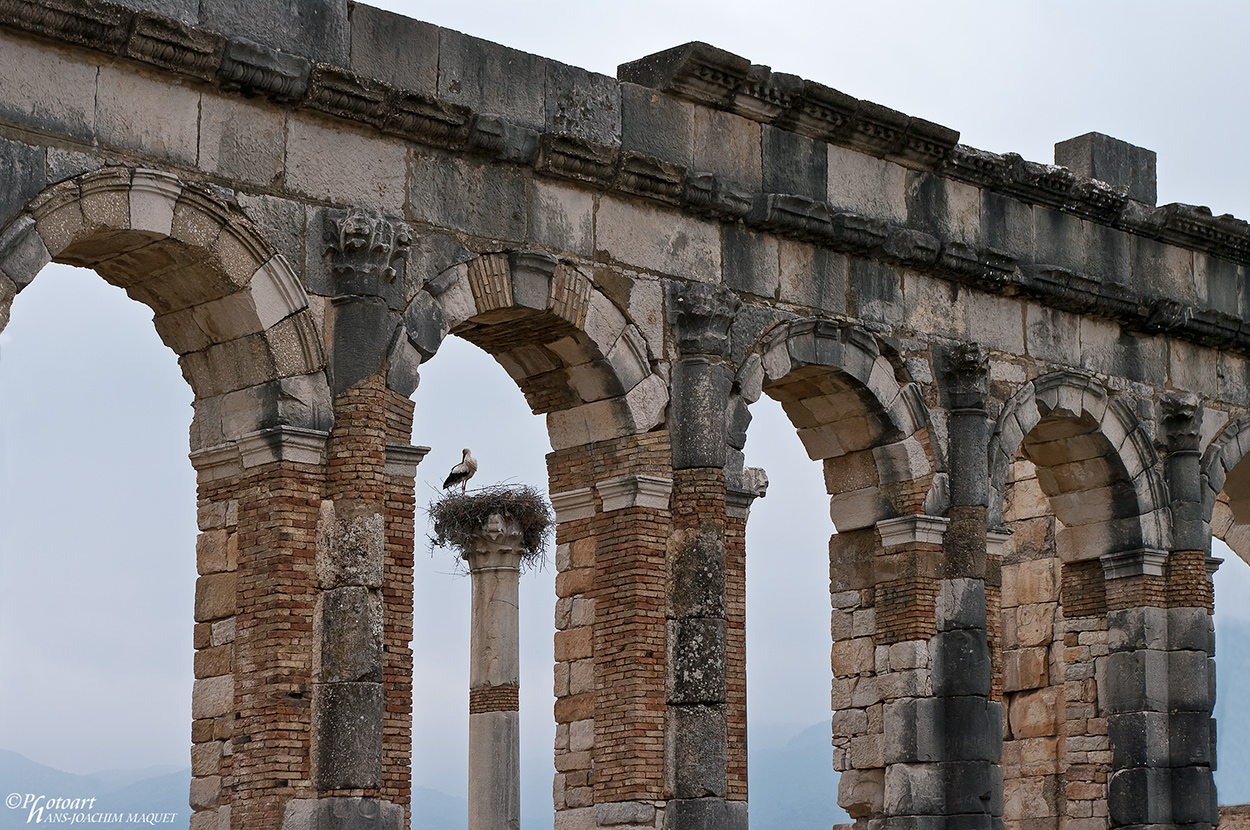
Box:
0, 167, 330, 454
988, 370, 1170, 830
988, 371, 1169, 550
1201, 415, 1250, 562
398, 249, 667, 449
749, 318, 940, 530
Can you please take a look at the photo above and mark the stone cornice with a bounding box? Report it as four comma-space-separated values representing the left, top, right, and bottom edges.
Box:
549, 487, 595, 523
876, 514, 951, 548
595, 475, 673, 513
7, 2, 1250, 355
384, 443, 430, 479
1100, 548, 1169, 580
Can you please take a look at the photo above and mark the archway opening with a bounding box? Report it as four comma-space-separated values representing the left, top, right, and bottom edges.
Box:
743, 393, 845, 829
1213, 538, 1250, 808
0, 262, 195, 815
408, 334, 556, 829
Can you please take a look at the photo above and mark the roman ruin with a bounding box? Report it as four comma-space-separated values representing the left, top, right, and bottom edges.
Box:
0, 2, 1244, 829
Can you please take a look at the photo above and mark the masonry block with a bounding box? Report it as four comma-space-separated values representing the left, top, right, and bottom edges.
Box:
312, 682, 384, 789
1108, 767, 1170, 826
885, 762, 943, 816
280, 797, 404, 830
667, 618, 727, 704
1167, 651, 1214, 713
1171, 766, 1217, 825
348, 4, 438, 93
317, 587, 383, 684
671, 357, 732, 469
546, 63, 621, 145
937, 578, 986, 632
668, 704, 728, 798
762, 125, 827, 200
885, 698, 942, 764
669, 526, 726, 617
438, 28, 545, 130
1055, 132, 1157, 205
931, 629, 991, 697
1107, 711, 1169, 769
664, 798, 746, 830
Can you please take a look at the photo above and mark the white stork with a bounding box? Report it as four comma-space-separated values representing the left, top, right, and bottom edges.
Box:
442, 447, 478, 493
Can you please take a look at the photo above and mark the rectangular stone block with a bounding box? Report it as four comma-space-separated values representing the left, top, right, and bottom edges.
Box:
1103, 649, 1169, 714
410, 148, 526, 242
198, 94, 286, 185
932, 629, 992, 697
317, 586, 383, 684
906, 171, 980, 244
828, 144, 907, 224
778, 239, 846, 315
191, 674, 234, 719
762, 125, 826, 200
885, 698, 941, 764
668, 704, 728, 798
194, 572, 236, 622
96, 64, 199, 165
1107, 711, 1168, 769
1054, 132, 1157, 205
438, 28, 545, 130
1107, 766, 1170, 826
288, 117, 406, 215
721, 224, 778, 299
546, 62, 620, 145
668, 618, 727, 705
312, 682, 384, 789
620, 83, 693, 166
595, 195, 721, 282
0, 30, 99, 141
884, 762, 943, 816
348, 4, 439, 93
202, 0, 348, 64
1168, 651, 1214, 712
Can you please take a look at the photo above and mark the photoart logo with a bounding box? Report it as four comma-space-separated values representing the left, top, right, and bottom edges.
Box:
5, 794, 177, 824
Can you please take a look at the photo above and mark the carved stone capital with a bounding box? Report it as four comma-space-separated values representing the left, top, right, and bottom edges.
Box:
726, 466, 768, 519
940, 342, 989, 410
666, 280, 740, 357
464, 514, 525, 567
324, 208, 413, 296
1161, 392, 1202, 453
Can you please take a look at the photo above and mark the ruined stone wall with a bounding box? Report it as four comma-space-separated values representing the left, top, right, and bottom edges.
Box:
2, 3, 1250, 829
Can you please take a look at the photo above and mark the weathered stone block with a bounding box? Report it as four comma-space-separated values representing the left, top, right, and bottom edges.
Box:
1002, 648, 1048, 692
778, 239, 846, 315
885, 698, 942, 764
202, 0, 348, 64
317, 586, 383, 684
1107, 766, 1170, 826
668, 704, 728, 798
1104, 649, 1169, 714
191, 674, 234, 719
827, 144, 908, 224
762, 125, 826, 201
198, 95, 286, 185
312, 682, 384, 789
721, 224, 778, 299
669, 525, 726, 618
438, 29, 545, 130
906, 171, 980, 244
1055, 132, 1156, 206
847, 259, 903, 326
838, 768, 884, 819
280, 796, 405, 830
0, 31, 99, 141
1168, 650, 1214, 713
936, 578, 986, 632
1008, 687, 1063, 738
596, 195, 721, 282
664, 798, 746, 830
885, 762, 943, 816
410, 149, 527, 242
546, 63, 620, 145
288, 118, 406, 213
619, 83, 693, 166
348, 4, 438, 93
315, 500, 385, 589
194, 572, 236, 622
1171, 765, 1217, 825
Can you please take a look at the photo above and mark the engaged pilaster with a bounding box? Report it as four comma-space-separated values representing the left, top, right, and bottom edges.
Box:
663, 281, 743, 830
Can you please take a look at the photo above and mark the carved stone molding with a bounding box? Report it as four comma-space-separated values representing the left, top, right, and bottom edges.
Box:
1161, 393, 1202, 453
596, 475, 673, 513
726, 466, 768, 520
384, 444, 430, 478
986, 529, 1013, 558
188, 443, 243, 483
876, 514, 951, 548
237, 427, 330, 468
550, 488, 595, 523
1100, 548, 1168, 580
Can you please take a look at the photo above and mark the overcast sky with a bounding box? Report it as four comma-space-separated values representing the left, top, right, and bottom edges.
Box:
3, 0, 1250, 816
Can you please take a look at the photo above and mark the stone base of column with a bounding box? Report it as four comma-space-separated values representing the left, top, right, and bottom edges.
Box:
664, 797, 746, 830
280, 797, 404, 830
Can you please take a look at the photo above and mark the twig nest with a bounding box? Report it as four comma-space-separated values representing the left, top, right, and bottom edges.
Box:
428, 484, 553, 569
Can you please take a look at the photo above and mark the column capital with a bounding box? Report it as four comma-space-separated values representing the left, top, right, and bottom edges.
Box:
324, 206, 413, 296
666, 280, 739, 357
1161, 392, 1202, 454
939, 342, 989, 411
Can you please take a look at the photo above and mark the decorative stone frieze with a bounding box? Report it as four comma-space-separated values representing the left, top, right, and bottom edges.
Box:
125, 12, 225, 81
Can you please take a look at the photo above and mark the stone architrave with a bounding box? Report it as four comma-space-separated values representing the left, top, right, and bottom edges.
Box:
463, 513, 525, 830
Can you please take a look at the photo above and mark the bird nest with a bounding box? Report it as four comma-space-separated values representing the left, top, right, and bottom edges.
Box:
428, 484, 553, 568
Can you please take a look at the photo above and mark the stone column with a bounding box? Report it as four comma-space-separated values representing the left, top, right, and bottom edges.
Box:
464, 513, 525, 830
663, 280, 742, 830
1104, 396, 1217, 830
887, 343, 1000, 829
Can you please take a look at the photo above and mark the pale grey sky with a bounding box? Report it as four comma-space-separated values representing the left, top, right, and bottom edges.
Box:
2, 0, 1250, 813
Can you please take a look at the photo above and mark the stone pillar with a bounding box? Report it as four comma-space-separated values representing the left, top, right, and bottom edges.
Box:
464, 513, 525, 830
663, 280, 742, 830
885, 343, 1000, 829
1104, 396, 1217, 830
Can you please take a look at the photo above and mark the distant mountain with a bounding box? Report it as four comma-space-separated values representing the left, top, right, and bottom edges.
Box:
412, 785, 468, 830
0, 751, 190, 829
749, 721, 849, 830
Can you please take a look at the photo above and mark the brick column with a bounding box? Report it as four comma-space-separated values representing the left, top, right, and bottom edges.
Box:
664, 281, 741, 830
1105, 396, 1216, 830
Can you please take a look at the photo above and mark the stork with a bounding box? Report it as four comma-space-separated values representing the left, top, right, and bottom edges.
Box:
442, 447, 478, 493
